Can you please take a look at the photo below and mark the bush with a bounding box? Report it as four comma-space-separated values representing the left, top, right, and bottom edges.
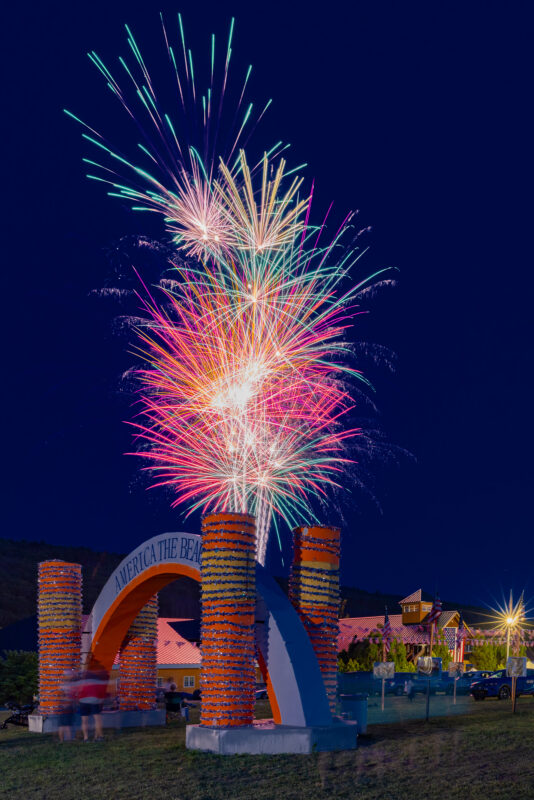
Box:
338, 636, 416, 672
0, 650, 38, 705
467, 641, 526, 671
431, 644, 452, 671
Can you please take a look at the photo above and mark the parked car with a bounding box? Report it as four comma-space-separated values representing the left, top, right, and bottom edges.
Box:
464, 670, 494, 681
338, 671, 399, 697
471, 669, 534, 700
444, 670, 494, 695
411, 675, 450, 695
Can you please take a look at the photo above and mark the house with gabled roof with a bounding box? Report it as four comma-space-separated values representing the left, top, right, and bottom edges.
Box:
338, 589, 473, 663
112, 618, 201, 694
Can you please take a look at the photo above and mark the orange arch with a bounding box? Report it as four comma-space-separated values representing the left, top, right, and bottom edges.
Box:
90, 562, 200, 672
88, 556, 332, 727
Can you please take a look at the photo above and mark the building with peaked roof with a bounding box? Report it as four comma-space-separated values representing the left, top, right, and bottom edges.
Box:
155, 618, 201, 691
112, 618, 201, 694
338, 589, 472, 663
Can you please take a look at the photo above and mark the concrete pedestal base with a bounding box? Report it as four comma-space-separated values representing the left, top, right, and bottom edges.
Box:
186, 718, 358, 754
28, 709, 165, 733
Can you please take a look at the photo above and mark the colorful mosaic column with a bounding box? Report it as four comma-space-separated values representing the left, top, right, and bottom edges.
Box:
289, 525, 340, 711
200, 512, 256, 727
118, 595, 158, 711
37, 560, 82, 716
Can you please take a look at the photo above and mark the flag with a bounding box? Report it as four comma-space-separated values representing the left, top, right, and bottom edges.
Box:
456, 612, 466, 661
382, 607, 392, 643
427, 595, 442, 625
456, 613, 466, 647
443, 627, 457, 650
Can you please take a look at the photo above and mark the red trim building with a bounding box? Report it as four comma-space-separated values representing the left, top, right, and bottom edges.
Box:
338, 589, 472, 663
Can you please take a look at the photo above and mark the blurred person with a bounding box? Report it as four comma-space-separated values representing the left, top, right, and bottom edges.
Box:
405, 678, 415, 701
57, 669, 78, 742
78, 666, 109, 741
105, 675, 119, 711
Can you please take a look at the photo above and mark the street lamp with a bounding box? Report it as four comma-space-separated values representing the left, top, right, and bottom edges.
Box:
481, 590, 531, 665
501, 592, 523, 660
506, 615, 515, 660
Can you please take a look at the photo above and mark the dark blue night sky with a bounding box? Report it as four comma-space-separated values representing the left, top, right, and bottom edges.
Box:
4, 1, 533, 607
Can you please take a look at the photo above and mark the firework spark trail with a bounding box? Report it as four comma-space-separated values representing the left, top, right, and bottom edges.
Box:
65, 16, 284, 259
68, 19, 393, 561
129, 239, 373, 561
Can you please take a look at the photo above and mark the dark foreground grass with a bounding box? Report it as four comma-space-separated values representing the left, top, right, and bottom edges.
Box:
1, 700, 533, 800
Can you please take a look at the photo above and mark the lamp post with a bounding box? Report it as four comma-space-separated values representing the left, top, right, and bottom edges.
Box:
505, 589, 523, 660
506, 615, 514, 661
489, 590, 530, 678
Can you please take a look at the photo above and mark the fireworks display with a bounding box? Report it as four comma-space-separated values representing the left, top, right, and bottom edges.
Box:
68, 16, 391, 562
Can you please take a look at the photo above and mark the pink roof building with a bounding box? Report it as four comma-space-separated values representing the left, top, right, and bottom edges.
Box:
337, 590, 468, 658
156, 618, 201, 668
338, 614, 429, 652
112, 618, 201, 669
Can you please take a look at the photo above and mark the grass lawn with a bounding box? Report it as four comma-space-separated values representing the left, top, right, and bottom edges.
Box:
1, 699, 533, 800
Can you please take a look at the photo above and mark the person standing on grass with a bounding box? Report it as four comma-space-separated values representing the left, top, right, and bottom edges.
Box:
78, 667, 109, 741
57, 669, 77, 742
405, 678, 415, 701
164, 682, 183, 721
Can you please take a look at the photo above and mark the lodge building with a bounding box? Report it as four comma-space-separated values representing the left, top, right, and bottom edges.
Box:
337, 589, 472, 663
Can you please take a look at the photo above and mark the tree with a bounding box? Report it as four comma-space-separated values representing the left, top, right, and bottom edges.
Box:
340, 637, 382, 671
338, 657, 361, 673
389, 639, 416, 672
468, 640, 525, 671
0, 650, 38, 704
431, 644, 452, 670
338, 634, 416, 672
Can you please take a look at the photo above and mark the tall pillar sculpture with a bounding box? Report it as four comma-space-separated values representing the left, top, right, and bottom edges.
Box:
289, 525, 340, 711
118, 595, 158, 711
200, 512, 256, 727
37, 560, 82, 716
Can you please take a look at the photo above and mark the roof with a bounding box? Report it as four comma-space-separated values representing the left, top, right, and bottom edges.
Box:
338, 614, 430, 651
399, 589, 434, 605
157, 618, 201, 666
113, 618, 201, 668
437, 610, 458, 628
338, 608, 468, 651
399, 590, 422, 604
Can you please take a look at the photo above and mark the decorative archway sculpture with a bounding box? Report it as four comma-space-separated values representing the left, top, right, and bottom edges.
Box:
83, 530, 332, 729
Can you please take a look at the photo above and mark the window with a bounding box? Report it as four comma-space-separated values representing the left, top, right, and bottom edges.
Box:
184, 676, 195, 688
157, 677, 164, 688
